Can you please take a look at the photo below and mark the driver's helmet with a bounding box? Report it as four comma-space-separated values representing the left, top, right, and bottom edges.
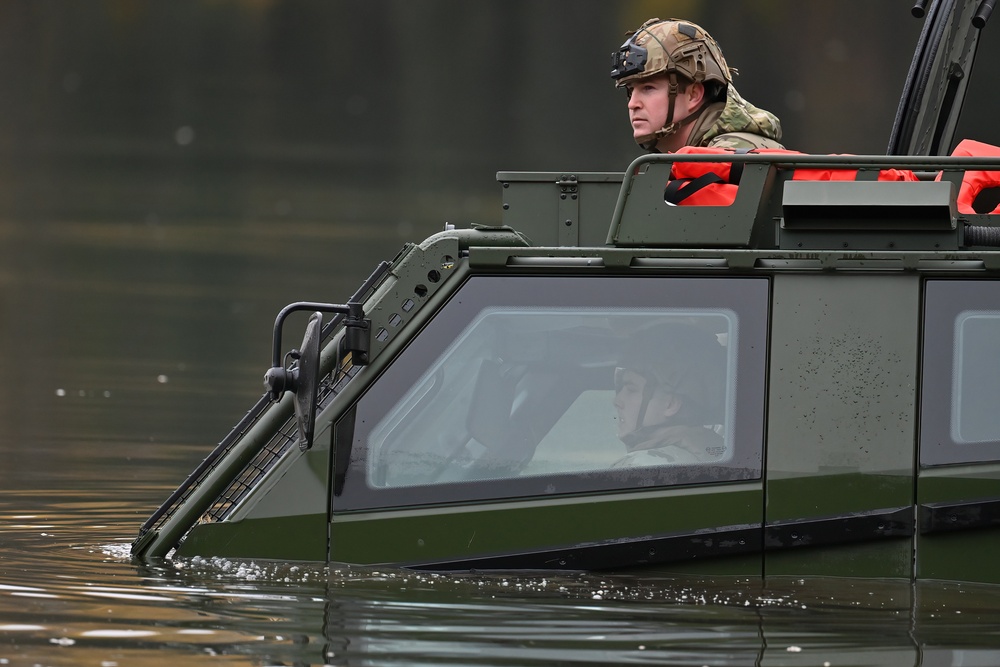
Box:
611, 17, 734, 94
616, 321, 727, 426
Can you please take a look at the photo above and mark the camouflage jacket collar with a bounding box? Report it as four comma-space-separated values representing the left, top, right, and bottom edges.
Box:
687, 85, 784, 149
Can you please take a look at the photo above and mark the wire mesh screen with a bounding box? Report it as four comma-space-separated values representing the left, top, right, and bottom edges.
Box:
200, 360, 360, 523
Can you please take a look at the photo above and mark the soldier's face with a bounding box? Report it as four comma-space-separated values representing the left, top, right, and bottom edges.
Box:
626, 75, 704, 150
627, 77, 672, 141
613, 368, 678, 439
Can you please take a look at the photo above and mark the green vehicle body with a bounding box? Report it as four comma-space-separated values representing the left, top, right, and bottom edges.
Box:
133, 1, 1000, 582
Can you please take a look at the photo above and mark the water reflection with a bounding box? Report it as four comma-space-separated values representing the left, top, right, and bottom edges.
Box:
4, 481, 1000, 667
54, 554, 1000, 666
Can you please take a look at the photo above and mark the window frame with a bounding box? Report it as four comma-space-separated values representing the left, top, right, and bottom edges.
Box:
921, 279, 1000, 466
334, 275, 770, 512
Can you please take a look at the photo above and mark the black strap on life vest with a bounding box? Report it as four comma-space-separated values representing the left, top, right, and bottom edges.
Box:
663, 172, 726, 205
663, 148, 752, 205
728, 148, 752, 184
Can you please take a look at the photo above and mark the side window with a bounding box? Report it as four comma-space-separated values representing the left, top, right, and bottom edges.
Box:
952, 312, 1000, 443
922, 281, 1000, 465
336, 276, 768, 511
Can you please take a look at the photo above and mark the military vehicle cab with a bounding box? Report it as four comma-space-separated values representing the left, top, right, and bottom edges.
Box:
133, 1, 1000, 582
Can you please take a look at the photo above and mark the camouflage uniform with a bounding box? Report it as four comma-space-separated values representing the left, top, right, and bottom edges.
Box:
612, 423, 726, 468
688, 85, 784, 150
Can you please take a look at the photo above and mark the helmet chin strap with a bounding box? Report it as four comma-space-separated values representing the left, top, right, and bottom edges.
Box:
636, 104, 710, 151
620, 422, 660, 449
618, 373, 697, 449
635, 72, 710, 152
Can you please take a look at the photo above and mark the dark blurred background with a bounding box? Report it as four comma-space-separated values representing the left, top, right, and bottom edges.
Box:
0, 0, 945, 235
1, 0, 997, 460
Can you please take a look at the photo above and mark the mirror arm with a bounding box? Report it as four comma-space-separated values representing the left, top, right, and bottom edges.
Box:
264, 301, 369, 402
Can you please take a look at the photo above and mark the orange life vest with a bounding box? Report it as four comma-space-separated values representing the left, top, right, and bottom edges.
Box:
664, 146, 917, 206
666, 142, 1000, 212
949, 139, 1000, 214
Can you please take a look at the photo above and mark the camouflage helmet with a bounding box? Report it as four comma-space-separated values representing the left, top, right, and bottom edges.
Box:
611, 17, 734, 91
616, 321, 727, 428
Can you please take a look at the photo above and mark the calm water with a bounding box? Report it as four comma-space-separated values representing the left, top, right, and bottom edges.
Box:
3, 213, 1000, 667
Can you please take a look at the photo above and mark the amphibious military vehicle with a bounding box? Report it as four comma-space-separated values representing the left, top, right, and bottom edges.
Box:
133, 0, 1000, 582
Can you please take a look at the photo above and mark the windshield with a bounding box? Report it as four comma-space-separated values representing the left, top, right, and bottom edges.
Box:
336, 276, 769, 512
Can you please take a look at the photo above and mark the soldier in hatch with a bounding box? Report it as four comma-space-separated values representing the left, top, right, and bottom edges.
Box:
611, 18, 784, 152
612, 322, 727, 468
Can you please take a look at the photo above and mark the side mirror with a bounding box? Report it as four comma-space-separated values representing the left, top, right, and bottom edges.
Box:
261, 311, 321, 451
263, 301, 369, 451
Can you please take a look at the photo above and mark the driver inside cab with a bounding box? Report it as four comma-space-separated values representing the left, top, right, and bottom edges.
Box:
613, 322, 727, 467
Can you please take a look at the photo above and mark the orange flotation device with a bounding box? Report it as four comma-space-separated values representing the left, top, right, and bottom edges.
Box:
949, 139, 1000, 214
665, 142, 1000, 213
664, 146, 917, 207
